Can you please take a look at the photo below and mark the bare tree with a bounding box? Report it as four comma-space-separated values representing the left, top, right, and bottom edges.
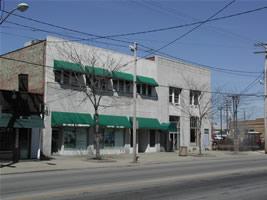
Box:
179, 79, 222, 155
51, 42, 127, 159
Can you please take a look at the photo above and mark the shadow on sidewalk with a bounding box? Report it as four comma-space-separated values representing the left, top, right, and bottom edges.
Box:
0, 161, 17, 168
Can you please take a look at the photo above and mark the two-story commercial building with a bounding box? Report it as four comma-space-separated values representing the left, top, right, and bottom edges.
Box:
0, 36, 212, 159
0, 41, 45, 160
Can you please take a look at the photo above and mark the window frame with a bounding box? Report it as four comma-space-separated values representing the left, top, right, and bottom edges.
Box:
169, 87, 181, 105
18, 74, 28, 92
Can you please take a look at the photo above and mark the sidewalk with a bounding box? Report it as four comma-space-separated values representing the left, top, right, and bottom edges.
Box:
1, 150, 266, 175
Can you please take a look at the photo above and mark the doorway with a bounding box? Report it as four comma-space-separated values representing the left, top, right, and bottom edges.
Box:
19, 129, 31, 159
52, 129, 60, 154
169, 132, 179, 151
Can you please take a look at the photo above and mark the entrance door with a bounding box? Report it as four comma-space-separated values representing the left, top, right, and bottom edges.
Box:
203, 129, 210, 149
169, 133, 178, 151
52, 129, 60, 154
19, 129, 31, 159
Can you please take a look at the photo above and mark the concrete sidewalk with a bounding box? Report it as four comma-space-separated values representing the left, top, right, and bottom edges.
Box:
1, 151, 266, 175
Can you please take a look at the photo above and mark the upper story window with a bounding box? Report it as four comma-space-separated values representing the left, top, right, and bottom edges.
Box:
18, 74, 28, 92
87, 77, 109, 91
190, 90, 201, 105
169, 87, 181, 104
54, 70, 62, 83
113, 79, 126, 93
56, 70, 84, 87
70, 72, 84, 87
137, 84, 153, 97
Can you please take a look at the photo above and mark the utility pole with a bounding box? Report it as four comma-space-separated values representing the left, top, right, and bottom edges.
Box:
224, 98, 231, 134
231, 95, 240, 153
254, 43, 267, 154
130, 42, 138, 162
218, 106, 223, 138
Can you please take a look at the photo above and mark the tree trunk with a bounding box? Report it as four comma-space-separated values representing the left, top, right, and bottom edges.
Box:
198, 121, 202, 155
198, 130, 202, 155
94, 111, 101, 159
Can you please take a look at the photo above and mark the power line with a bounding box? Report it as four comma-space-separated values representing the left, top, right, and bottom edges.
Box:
138, 1, 259, 45
240, 71, 264, 94
137, 0, 236, 59
1, 5, 264, 75
1, 23, 262, 76
1, 5, 266, 42
1, 55, 264, 97
138, 44, 262, 76
4, 21, 130, 49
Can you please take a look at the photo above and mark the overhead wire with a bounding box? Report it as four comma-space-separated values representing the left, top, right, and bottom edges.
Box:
135, 0, 237, 60
1, 5, 267, 42
137, 0, 259, 45
0, 2, 264, 78
239, 71, 264, 94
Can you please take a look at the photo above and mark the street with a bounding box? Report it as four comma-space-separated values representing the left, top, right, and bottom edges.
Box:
1, 156, 267, 200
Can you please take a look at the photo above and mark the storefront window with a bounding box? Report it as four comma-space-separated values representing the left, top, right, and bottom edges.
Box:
103, 129, 124, 148
150, 130, 156, 147
104, 131, 115, 147
63, 127, 87, 149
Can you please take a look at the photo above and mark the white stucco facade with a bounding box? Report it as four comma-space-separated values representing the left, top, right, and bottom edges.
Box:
41, 36, 211, 156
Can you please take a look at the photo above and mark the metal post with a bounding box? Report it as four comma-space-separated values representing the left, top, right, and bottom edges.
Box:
225, 99, 229, 133
219, 106, 223, 138
130, 42, 138, 162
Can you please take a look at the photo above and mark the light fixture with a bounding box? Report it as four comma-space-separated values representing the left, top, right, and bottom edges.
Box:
0, 2, 29, 24
17, 3, 29, 12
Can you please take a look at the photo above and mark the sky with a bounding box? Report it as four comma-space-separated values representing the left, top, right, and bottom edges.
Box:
1, 0, 267, 122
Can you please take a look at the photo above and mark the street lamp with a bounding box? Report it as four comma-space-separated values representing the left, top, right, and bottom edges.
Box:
0, 2, 29, 25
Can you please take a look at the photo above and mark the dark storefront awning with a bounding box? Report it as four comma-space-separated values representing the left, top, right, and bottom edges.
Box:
0, 113, 44, 128
51, 111, 93, 127
97, 114, 131, 128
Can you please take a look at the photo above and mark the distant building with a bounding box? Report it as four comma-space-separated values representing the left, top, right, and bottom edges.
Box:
0, 36, 212, 159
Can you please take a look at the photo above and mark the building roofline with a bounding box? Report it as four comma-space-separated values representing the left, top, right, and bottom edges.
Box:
46, 36, 156, 65
0, 39, 46, 56
155, 55, 211, 73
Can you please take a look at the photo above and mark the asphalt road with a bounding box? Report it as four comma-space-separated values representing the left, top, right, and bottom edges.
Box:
1, 156, 267, 200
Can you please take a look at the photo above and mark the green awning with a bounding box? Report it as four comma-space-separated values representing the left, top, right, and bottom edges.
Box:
85, 66, 111, 77
0, 113, 44, 128
136, 75, 158, 86
131, 117, 161, 129
161, 122, 177, 132
112, 71, 133, 81
51, 111, 93, 127
54, 60, 85, 73
97, 114, 131, 128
